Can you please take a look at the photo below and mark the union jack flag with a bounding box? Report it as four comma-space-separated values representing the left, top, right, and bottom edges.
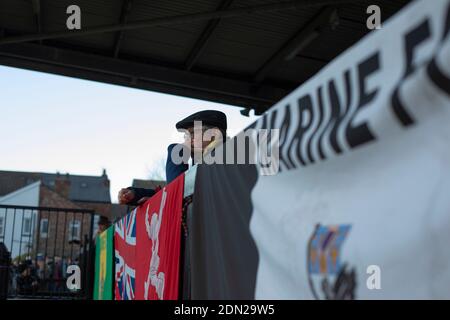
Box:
114, 209, 137, 300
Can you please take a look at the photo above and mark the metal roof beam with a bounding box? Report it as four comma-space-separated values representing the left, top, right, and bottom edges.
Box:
0, 0, 353, 46
31, 0, 42, 44
113, 0, 133, 58
253, 6, 339, 83
184, 0, 234, 71
0, 43, 290, 111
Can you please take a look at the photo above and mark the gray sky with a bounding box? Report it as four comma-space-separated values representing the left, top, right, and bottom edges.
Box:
0, 65, 259, 202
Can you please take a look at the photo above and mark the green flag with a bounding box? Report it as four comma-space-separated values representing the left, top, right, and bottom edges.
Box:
93, 226, 114, 300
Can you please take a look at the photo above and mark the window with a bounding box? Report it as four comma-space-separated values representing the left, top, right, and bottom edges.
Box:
68, 220, 81, 241
22, 217, 32, 236
93, 215, 100, 236
40, 218, 49, 238
0, 216, 4, 237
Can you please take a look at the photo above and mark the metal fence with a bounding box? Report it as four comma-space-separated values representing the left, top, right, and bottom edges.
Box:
0, 204, 95, 299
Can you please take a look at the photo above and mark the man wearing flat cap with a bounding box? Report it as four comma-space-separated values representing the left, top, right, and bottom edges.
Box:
118, 110, 227, 206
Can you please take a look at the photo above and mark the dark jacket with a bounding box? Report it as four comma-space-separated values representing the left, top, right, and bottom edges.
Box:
127, 143, 189, 205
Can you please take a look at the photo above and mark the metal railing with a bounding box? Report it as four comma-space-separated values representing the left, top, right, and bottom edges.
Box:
0, 204, 95, 299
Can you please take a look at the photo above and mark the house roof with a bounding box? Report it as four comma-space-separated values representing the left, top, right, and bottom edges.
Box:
0, 170, 111, 203
38, 184, 82, 209
0, 180, 41, 204
41, 172, 111, 203
0, 0, 411, 113
0, 171, 41, 197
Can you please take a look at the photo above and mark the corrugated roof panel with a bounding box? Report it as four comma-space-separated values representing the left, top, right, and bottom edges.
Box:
338, 0, 411, 24
57, 34, 117, 52
131, 0, 220, 20
0, 0, 34, 19
214, 8, 319, 44
44, 0, 122, 20
120, 27, 199, 63
195, 6, 322, 74
0, 13, 36, 34
0, 0, 36, 33
42, 1, 121, 31
127, 0, 220, 39
267, 55, 326, 85
300, 19, 369, 62
195, 49, 264, 75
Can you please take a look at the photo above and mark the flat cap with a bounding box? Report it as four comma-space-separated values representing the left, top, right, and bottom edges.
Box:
176, 110, 227, 131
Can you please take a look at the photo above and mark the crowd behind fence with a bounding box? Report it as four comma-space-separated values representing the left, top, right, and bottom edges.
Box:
0, 205, 95, 299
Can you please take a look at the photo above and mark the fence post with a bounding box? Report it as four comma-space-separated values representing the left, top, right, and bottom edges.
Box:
0, 242, 11, 300
85, 213, 95, 299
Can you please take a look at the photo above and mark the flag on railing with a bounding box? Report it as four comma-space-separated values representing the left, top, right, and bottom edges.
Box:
112, 174, 184, 300
135, 174, 184, 300
93, 226, 114, 300
114, 208, 137, 300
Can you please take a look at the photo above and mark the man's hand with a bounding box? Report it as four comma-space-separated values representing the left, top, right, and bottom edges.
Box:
118, 188, 135, 204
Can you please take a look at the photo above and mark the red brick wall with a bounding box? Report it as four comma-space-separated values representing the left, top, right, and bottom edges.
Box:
54, 175, 71, 199
36, 186, 93, 260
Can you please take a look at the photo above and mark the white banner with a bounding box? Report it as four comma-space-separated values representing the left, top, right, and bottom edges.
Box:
249, 0, 450, 299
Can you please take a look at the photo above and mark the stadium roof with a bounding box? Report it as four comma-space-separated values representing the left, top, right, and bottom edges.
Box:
0, 0, 410, 113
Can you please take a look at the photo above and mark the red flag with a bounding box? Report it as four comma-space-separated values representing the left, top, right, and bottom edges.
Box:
135, 174, 184, 300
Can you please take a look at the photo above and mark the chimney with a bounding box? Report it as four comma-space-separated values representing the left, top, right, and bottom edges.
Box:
102, 169, 110, 188
54, 175, 71, 199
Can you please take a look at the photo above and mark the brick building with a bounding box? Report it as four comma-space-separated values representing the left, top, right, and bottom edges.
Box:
0, 170, 127, 260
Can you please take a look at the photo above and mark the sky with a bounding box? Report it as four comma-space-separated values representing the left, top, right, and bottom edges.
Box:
0, 65, 259, 203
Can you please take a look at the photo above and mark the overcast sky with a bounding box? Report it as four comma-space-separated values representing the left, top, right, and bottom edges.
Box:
0, 65, 259, 203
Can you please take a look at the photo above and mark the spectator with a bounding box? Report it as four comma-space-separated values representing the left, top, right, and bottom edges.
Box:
118, 110, 227, 206
95, 216, 111, 238
16, 262, 39, 295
